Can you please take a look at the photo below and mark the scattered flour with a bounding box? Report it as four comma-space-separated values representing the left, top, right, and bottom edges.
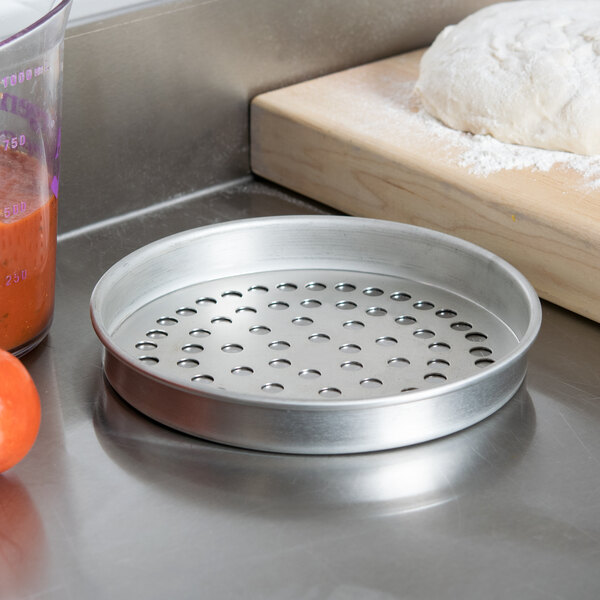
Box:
318, 72, 600, 189
407, 82, 600, 187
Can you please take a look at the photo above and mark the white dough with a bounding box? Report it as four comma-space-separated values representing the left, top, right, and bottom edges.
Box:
415, 0, 600, 155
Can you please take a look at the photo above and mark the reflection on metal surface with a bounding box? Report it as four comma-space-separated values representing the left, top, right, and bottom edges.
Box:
60, 0, 498, 233
14, 174, 598, 596
0, 475, 46, 596
94, 379, 535, 516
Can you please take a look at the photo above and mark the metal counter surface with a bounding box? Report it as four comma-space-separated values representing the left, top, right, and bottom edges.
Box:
6, 180, 600, 600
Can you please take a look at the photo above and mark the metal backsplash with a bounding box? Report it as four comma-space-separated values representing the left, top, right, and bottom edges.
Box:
60, 0, 495, 234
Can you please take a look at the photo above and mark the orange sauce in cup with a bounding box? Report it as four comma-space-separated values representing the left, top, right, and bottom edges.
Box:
0, 150, 56, 352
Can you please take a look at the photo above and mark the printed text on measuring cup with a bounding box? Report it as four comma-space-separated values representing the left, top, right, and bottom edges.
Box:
4, 271, 28, 287
1, 65, 50, 89
2, 201, 27, 218
2, 134, 26, 150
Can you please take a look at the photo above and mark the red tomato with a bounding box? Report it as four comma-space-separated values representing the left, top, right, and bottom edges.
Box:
0, 349, 41, 473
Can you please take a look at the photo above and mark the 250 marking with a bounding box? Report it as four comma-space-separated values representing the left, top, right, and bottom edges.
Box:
5, 270, 27, 286
3, 135, 26, 151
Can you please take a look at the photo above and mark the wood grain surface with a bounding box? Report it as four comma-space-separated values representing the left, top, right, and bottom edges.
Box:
250, 49, 600, 323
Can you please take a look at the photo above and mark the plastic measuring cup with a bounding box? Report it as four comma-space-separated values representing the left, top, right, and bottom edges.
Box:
0, 0, 72, 357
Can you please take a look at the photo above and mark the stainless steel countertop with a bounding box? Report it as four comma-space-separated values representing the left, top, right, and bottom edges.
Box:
6, 179, 600, 600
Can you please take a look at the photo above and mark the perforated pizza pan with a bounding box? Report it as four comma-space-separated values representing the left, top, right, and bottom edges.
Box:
90, 216, 541, 454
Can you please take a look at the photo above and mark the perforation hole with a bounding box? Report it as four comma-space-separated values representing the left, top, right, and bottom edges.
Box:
146, 329, 168, 339
335, 283, 356, 292
301, 299, 321, 308
363, 287, 384, 296
292, 317, 313, 326
309, 334, 330, 343
395, 315, 416, 326
269, 359, 291, 369
340, 361, 363, 371
136, 341, 157, 351
360, 378, 382, 388
413, 301, 434, 310
469, 347, 492, 357
232, 366, 253, 376
429, 342, 451, 353
211, 317, 232, 325
339, 344, 361, 353
139, 356, 159, 365
222, 344, 243, 353
269, 341, 291, 350
427, 359, 449, 368
269, 301, 289, 310
319, 387, 342, 398
182, 344, 204, 353
157, 317, 178, 326
424, 373, 447, 383
189, 328, 210, 338
336, 301, 357, 310
466, 332, 488, 342
391, 292, 411, 302
176, 307, 197, 316
475, 359, 495, 368
299, 369, 321, 379
262, 383, 284, 393
250, 325, 271, 335
277, 283, 297, 292
388, 357, 410, 367
196, 297, 217, 306
343, 320, 364, 329
177, 359, 199, 368
413, 329, 435, 339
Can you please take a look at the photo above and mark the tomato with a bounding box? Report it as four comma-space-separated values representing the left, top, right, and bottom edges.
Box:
0, 349, 41, 473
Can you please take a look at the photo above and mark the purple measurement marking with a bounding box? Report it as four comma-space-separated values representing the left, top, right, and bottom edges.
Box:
1, 65, 49, 89
51, 176, 59, 198
0, 92, 56, 156
2, 201, 27, 219
2, 134, 26, 151
4, 270, 27, 287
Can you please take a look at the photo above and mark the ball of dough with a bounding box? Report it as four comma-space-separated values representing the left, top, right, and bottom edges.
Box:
415, 0, 600, 155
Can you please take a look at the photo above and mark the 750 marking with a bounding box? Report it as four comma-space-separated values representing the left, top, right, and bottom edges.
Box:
3, 134, 26, 151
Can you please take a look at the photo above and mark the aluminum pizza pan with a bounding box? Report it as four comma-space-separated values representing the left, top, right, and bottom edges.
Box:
90, 215, 541, 454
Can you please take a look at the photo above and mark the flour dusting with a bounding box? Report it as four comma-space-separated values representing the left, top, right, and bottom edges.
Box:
323, 73, 600, 189
407, 82, 600, 188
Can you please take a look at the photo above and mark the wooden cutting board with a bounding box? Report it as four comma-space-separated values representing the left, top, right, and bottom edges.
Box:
250, 49, 600, 323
